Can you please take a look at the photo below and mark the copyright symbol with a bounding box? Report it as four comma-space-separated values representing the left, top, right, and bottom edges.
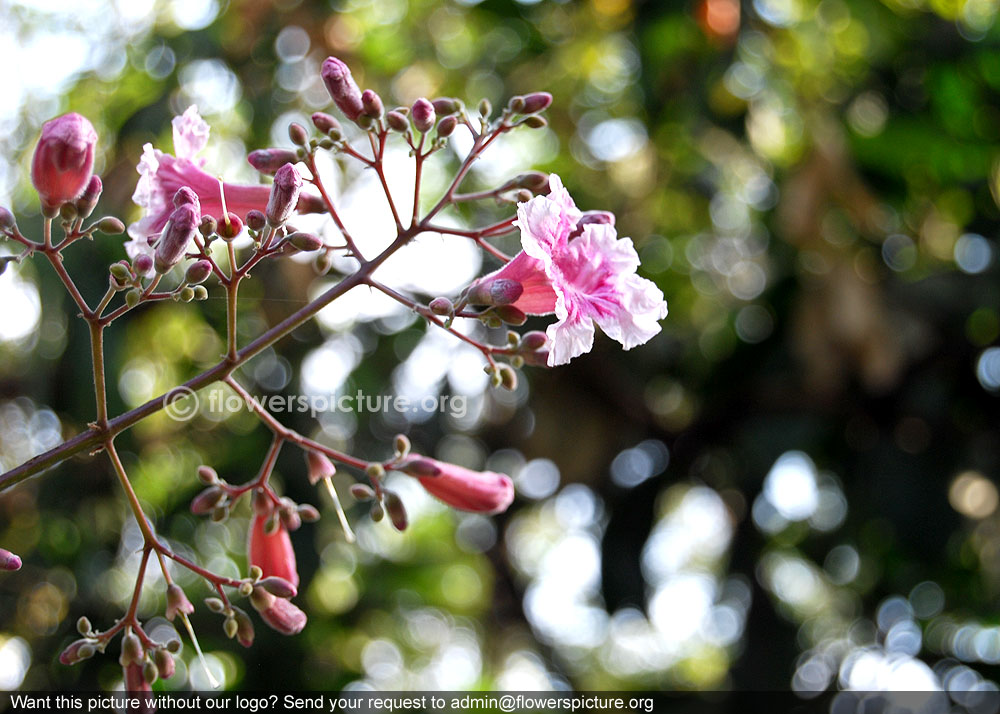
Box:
163, 386, 199, 422
499, 695, 515, 713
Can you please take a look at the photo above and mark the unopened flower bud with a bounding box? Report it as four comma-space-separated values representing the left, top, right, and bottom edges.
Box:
314, 251, 333, 275
350, 483, 375, 500
224, 616, 239, 639
508, 96, 526, 113
97, 217, 125, 235
412, 98, 436, 133
197, 465, 217, 484
252, 488, 272, 517
322, 57, 365, 121
165, 639, 182, 654
524, 115, 548, 129
248, 565, 263, 581
394, 434, 411, 456
31, 113, 97, 215
494, 305, 527, 326
306, 450, 336, 485
288, 122, 309, 146
356, 113, 375, 130
245, 209, 267, 232
498, 364, 518, 391
522, 92, 553, 114
190, 486, 225, 515
266, 164, 302, 227
514, 171, 550, 192
205, 597, 225, 613
287, 232, 323, 252
59, 638, 96, 665
77, 616, 92, 635
466, 277, 523, 306
478, 98, 492, 118
166, 584, 194, 621
279, 504, 302, 532
298, 504, 320, 522
0, 207, 15, 232
397, 457, 443, 478
247, 149, 297, 179
239, 581, 253, 597
59, 202, 78, 222
231, 606, 255, 647
522, 349, 550, 367
211, 504, 229, 522
125, 289, 141, 308
384, 490, 408, 532
311, 112, 341, 136
361, 89, 384, 118
521, 331, 547, 350
193, 285, 208, 301
185, 260, 212, 285
431, 97, 459, 116
436, 115, 458, 138
155, 204, 199, 274
109, 262, 132, 284
199, 215, 217, 237
143, 660, 159, 685
369, 500, 384, 522
75, 176, 103, 218
154, 648, 176, 680
122, 632, 143, 665
217, 212, 244, 240
0, 548, 21, 571
258, 576, 298, 599
173, 186, 200, 209
366, 463, 386, 479
249, 587, 307, 635
179, 286, 195, 302
429, 297, 453, 316
386, 111, 409, 133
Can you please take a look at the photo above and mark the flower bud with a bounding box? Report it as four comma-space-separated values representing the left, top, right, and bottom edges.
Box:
429, 297, 454, 316
248, 149, 298, 176
154, 204, 199, 274
198, 215, 217, 237
210, 503, 229, 521
521, 92, 553, 114
249, 587, 307, 636
154, 648, 176, 680
125, 289, 141, 308
59, 202, 78, 222
266, 164, 303, 227
190, 486, 225, 515
75, 176, 103, 219
305, 450, 336, 485
350, 483, 375, 500
59, 638, 96, 665
143, 660, 159, 685
522, 349, 550, 367
31, 113, 97, 214
436, 115, 458, 138
498, 364, 518, 391
279, 503, 302, 532
369, 500, 384, 522
217, 211, 244, 240
122, 632, 143, 665
245, 209, 267, 232
166, 584, 194, 621
397, 457, 442, 478
386, 111, 410, 133
252, 488, 272, 517
314, 251, 333, 275
173, 186, 200, 209
288, 122, 309, 146
384, 490, 408, 531
97, 217, 126, 235
520, 331, 547, 350
298, 504, 320, 522
508, 96, 526, 113
494, 305, 527, 326
321, 57, 365, 121
311, 112, 342, 136
185, 260, 213, 285
224, 616, 239, 639
524, 115, 548, 129
431, 97, 460, 116
515, 171, 550, 192
287, 232, 323, 252
232, 606, 255, 647
478, 98, 492, 118
361, 89, 384, 118
466, 277, 523, 306
0, 207, 15, 233
109, 262, 132, 284
258, 576, 297, 599
366, 463, 386, 479
394, 434, 411, 456
193, 285, 208, 301
204, 597, 225, 613
197, 465, 217, 484
412, 98, 436, 133
400, 455, 514, 514
0, 548, 21, 571
77, 616, 92, 635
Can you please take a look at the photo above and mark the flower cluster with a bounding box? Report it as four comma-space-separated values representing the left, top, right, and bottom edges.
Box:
0, 51, 667, 694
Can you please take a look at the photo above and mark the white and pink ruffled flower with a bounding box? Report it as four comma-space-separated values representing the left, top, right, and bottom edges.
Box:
469, 175, 667, 366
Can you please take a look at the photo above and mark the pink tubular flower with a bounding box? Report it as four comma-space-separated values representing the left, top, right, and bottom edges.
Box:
31, 113, 98, 214
248, 514, 299, 588
468, 175, 667, 366
399, 456, 514, 515
127, 105, 322, 245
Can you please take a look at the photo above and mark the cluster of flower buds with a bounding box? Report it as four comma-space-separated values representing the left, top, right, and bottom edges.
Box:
60, 617, 180, 687
204, 589, 256, 646
506, 92, 553, 130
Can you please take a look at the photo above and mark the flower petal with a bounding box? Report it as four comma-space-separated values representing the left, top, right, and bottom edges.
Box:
172, 106, 210, 160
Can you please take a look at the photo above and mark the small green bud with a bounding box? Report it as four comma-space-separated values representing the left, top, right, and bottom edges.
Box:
239, 581, 253, 597
498, 364, 518, 391
394, 434, 411, 456
288, 122, 309, 146
197, 465, 217, 484
478, 98, 492, 118
125, 290, 141, 309
77, 616, 92, 636
179, 286, 195, 303
524, 115, 548, 129
97, 217, 126, 234
204, 597, 225, 613
366, 463, 386, 479
193, 285, 208, 301
248, 565, 263, 581
350, 483, 375, 500
369, 500, 384, 522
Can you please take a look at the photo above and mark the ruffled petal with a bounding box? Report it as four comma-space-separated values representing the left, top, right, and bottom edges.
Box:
172, 105, 210, 160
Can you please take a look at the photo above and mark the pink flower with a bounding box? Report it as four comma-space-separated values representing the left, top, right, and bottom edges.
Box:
249, 587, 307, 636
126, 105, 323, 245
31, 113, 98, 213
248, 514, 299, 588
470, 175, 667, 366
399, 456, 515, 515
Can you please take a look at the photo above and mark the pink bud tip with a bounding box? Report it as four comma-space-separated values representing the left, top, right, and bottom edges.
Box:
0, 548, 21, 571
411, 98, 435, 133
31, 113, 98, 212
